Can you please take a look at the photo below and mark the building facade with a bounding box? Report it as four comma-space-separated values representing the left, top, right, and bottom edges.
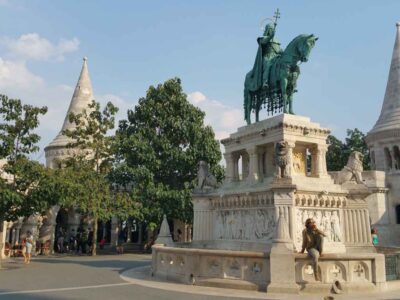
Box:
365, 23, 400, 246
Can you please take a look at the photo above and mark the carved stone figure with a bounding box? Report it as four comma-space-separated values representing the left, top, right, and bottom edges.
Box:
197, 161, 218, 189
275, 141, 290, 178
330, 211, 342, 242
321, 211, 332, 242
337, 151, 364, 184
243, 10, 318, 124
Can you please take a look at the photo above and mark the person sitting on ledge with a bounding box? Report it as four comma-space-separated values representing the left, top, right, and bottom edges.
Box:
300, 218, 326, 281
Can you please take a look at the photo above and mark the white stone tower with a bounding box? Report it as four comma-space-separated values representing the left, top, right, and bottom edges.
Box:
44, 57, 94, 168
40, 57, 94, 246
366, 23, 400, 242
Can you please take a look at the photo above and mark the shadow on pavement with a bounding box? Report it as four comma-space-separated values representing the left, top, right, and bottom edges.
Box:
32, 256, 150, 273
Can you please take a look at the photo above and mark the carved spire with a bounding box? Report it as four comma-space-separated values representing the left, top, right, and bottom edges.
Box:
370, 23, 400, 133
273, 210, 291, 243
154, 215, 173, 246
46, 57, 94, 149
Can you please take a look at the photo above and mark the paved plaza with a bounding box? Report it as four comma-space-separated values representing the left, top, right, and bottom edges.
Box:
0, 254, 398, 300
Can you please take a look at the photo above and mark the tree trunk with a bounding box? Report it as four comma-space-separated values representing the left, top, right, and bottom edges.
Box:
92, 217, 98, 256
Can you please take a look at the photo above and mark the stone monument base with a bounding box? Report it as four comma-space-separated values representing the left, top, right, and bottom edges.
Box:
152, 244, 387, 293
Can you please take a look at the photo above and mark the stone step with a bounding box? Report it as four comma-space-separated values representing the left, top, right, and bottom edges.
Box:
195, 278, 258, 291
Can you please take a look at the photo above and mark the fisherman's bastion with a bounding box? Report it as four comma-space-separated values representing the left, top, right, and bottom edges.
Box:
1, 8, 400, 299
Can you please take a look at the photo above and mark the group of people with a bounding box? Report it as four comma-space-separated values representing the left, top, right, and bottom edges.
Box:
301, 218, 379, 281
56, 228, 94, 255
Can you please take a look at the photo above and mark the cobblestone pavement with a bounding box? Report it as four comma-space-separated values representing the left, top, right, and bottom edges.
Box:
0, 254, 399, 300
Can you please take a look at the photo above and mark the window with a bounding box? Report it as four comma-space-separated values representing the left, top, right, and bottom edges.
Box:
384, 147, 393, 170
393, 146, 400, 170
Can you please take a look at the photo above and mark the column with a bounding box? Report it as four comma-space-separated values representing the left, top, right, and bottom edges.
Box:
310, 147, 318, 177
233, 155, 239, 181
344, 210, 350, 243
11, 228, 16, 245
247, 146, 259, 183
355, 210, 362, 243
286, 141, 295, 177
224, 152, 236, 183
360, 209, 367, 243
349, 210, 355, 243
364, 209, 372, 243
314, 144, 328, 178
242, 152, 249, 180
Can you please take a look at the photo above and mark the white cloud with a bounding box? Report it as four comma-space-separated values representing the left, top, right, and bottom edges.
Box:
0, 33, 80, 61
0, 58, 44, 90
187, 91, 245, 142
0, 33, 80, 162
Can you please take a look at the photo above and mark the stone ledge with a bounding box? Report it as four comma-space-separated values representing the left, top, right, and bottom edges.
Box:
152, 245, 269, 258
195, 278, 258, 291
294, 253, 383, 260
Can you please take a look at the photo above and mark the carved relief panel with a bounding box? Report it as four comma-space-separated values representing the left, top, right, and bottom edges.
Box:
214, 208, 275, 242
294, 208, 343, 251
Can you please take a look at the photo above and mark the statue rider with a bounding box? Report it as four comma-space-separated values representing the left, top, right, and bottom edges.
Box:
247, 22, 282, 93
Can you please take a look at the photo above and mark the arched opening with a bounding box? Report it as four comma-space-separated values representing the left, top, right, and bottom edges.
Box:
54, 208, 69, 252
370, 150, 376, 170
237, 155, 243, 180
393, 146, 400, 170
384, 147, 393, 171
396, 205, 400, 224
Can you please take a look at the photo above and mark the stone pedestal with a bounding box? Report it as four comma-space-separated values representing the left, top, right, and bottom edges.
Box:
152, 114, 388, 293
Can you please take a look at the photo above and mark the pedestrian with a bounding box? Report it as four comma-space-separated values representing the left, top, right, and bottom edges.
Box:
87, 228, 93, 254
76, 229, 82, 254
81, 230, 88, 254
99, 238, 106, 250
300, 218, 326, 281
21, 238, 27, 263
371, 228, 379, 246
116, 228, 125, 254
25, 231, 34, 264
57, 229, 64, 253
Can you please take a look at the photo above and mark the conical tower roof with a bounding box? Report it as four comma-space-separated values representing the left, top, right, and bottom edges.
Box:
370, 23, 400, 134
45, 57, 94, 149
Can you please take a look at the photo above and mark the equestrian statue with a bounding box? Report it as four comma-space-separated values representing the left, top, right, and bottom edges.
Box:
244, 9, 318, 124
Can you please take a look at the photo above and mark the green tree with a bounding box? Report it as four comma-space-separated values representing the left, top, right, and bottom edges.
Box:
326, 135, 346, 171
344, 128, 370, 170
114, 78, 223, 228
0, 95, 49, 267
62, 100, 138, 255
326, 128, 370, 171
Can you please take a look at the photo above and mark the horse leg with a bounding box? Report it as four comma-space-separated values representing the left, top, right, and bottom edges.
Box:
244, 88, 251, 125
289, 96, 294, 114
255, 99, 261, 122
280, 78, 288, 113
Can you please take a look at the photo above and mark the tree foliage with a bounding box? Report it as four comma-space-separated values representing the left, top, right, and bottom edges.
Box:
326, 128, 370, 171
62, 100, 139, 255
114, 78, 223, 226
0, 95, 50, 221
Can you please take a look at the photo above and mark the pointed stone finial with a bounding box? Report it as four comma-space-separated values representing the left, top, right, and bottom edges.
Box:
154, 215, 173, 246
273, 210, 291, 243
396, 22, 400, 27
45, 54, 95, 150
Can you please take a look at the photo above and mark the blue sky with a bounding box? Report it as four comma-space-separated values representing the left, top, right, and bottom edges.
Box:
0, 0, 399, 161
